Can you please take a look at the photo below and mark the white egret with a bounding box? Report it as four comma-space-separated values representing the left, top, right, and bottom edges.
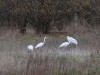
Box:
59, 41, 70, 48
35, 37, 47, 48
67, 36, 78, 45
27, 45, 34, 51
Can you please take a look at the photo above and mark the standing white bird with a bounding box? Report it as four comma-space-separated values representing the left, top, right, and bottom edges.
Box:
35, 37, 47, 49
27, 45, 34, 51
59, 41, 70, 48
67, 36, 78, 45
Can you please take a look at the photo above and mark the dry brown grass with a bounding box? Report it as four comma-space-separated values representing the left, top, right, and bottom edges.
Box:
0, 26, 100, 75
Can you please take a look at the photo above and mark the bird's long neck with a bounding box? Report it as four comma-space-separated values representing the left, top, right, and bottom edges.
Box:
67, 40, 70, 44
43, 38, 46, 43
68, 41, 70, 44
67, 37, 70, 43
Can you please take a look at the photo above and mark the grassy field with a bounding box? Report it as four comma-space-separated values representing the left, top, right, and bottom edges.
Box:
0, 29, 100, 75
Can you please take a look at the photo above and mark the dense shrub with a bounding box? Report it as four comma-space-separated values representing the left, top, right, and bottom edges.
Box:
0, 0, 100, 34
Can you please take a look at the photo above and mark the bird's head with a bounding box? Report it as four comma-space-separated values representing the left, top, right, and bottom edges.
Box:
67, 36, 70, 38
44, 37, 47, 39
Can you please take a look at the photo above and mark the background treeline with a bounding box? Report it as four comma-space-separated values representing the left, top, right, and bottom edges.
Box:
0, 0, 100, 34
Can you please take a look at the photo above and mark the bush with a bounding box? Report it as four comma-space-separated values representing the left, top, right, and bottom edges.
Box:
0, 0, 100, 34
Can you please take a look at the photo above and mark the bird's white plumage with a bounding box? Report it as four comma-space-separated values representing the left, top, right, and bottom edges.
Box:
35, 42, 44, 48
59, 42, 70, 48
35, 37, 47, 48
67, 36, 78, 45
27, 45, 34, 51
